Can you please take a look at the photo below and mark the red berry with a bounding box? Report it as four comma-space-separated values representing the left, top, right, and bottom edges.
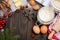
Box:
0, 21, 2, 24
3, 24, 5, 27
1, 23, 4, 25
7, 8, 11, 12
8, 13, 12, 17
2, 19, 6, 23
4, 14, 7, 17
0, 25, 3, 29
0, 19, 2, 21
26, 5, 28, 8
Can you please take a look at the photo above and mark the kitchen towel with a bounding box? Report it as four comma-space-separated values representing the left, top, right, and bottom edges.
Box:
48, 13, 60, 40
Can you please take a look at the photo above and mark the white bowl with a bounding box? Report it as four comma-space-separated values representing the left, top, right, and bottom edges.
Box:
51, 0, 60, 11
37, 7, 55, 24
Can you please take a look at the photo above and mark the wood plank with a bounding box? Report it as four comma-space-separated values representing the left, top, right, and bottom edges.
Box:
7, 9, 48, 40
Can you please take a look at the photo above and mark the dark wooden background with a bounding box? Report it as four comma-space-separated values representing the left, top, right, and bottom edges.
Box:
6, 8, 48, 40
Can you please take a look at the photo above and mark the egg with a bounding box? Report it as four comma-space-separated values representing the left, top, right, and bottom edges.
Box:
40, 25, 48, 34
33, 25, 40, 34
33, 4, 40, 10
29, 0, 35, 6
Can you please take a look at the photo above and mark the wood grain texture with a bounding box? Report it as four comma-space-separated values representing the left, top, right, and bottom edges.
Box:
6, 9, 48, 40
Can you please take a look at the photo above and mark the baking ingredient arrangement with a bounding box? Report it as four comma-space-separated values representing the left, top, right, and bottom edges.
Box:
0, 0, 60, 40
30, 0, 60, 40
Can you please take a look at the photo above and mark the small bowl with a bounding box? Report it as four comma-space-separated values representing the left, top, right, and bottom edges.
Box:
51, 0, 60, 11
37, 7, 55, 24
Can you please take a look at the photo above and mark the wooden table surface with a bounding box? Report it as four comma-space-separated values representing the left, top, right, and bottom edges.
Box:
6, 8, 48, 40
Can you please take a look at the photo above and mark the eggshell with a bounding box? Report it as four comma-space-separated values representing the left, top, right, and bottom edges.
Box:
33, 25, 40, 34
40, 25, 48, 34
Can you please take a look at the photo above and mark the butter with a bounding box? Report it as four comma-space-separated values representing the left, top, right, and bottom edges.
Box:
13, 0, 21, 8
14, 1, 21, 8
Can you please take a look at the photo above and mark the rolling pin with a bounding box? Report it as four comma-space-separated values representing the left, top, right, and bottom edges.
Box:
0, 4, 5, 12
2, 1, 10, 7
48, 17, 60, 39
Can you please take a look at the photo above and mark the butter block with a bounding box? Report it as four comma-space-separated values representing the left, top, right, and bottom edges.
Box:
14, 1, 21, 8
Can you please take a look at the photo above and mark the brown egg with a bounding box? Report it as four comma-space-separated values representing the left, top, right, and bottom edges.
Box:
40, 25, 48, 34
29, 0, 35, 6
33, 4, 40, 10
33, 25, 40, 34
